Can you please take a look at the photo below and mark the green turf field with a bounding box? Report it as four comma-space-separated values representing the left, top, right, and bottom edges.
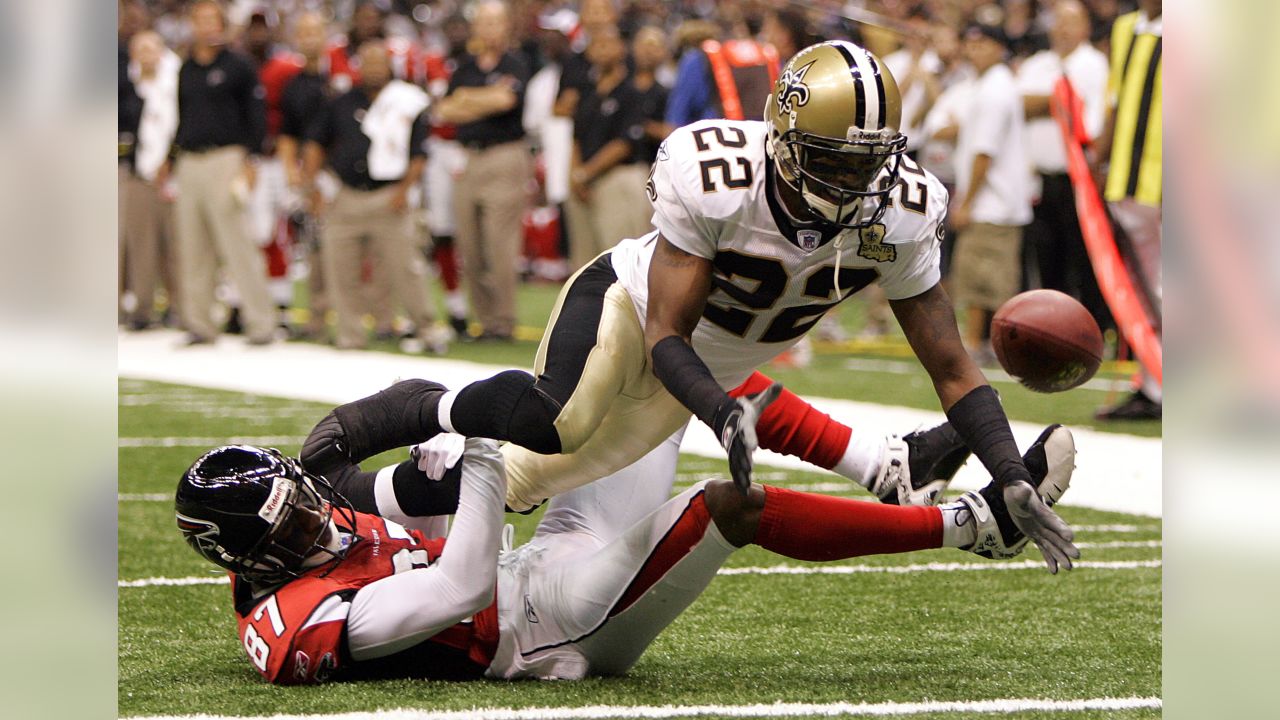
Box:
117, 379, 1161, 718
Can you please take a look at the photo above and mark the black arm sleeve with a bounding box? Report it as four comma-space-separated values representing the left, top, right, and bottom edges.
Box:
944, 385, 1031, 489
322, 458, 461, 517
651, 335, 736, 435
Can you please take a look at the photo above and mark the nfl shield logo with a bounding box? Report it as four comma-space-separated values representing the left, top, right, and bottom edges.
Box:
797, 230, 821, 252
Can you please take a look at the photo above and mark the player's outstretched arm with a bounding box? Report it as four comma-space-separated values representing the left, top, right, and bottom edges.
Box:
890, 282, 1079, 571
344, 439, 507, 660
645, 235, 777, 493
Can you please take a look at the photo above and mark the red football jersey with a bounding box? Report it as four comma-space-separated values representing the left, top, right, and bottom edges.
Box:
327, 36, 422, 93
259, 52, 305, 143
229, 510, 499, 685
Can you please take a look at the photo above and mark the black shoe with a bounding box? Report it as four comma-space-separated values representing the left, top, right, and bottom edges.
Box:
878, 422, 972, 506
449, 316, 470, 338
1095, 391, 1161, 421
958, 424, 1075, 559
306, 380, 448, 469
224, 307, 244, 335
127, 319, 155, 332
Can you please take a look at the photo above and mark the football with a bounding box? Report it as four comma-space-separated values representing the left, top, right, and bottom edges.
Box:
991, 290, 1104, 393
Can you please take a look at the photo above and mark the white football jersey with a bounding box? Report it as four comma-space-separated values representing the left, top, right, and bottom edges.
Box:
611, 119, 948, 388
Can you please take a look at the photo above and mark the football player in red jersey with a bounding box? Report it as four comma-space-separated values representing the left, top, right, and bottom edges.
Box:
178, 404, 1074, 684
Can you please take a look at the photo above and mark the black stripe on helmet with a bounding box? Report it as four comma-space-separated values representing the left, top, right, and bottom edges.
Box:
830, 42, 867, 129
869, 54, 888, 129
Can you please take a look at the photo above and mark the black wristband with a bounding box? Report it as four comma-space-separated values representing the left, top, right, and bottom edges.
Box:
945, 385, 1031, 488
391, 460, 462, 516
651, 335, 734, 432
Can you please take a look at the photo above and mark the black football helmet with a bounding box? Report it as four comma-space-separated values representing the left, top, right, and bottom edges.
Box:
175, 445, 356, 585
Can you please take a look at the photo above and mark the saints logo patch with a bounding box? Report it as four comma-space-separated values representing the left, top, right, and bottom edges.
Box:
857, 224, 896, 263
776, 60, 817, 114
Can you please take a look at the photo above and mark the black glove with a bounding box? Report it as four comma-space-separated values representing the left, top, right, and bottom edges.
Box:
712, 383, 783, 495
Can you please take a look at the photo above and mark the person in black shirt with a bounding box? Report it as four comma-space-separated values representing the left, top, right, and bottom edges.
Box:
303, 41, 447, 354
629, 26, 672, 165
167, 0, 275, 346
276, 11, 332, 341
435, 0, 532, 341
564, 27, 652, 271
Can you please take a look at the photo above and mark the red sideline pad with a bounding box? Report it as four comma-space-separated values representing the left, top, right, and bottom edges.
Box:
1051, 77, 1162, 387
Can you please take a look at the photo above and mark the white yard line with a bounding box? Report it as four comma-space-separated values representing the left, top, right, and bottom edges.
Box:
118, 330, 1162, 517
119, 436, 308, 448
129, 696, 1161, 719
119, 560, 1161, 588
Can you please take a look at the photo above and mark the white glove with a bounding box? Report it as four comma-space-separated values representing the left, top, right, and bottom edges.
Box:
412, 433, 466, 481
1004, 480, 1080, 574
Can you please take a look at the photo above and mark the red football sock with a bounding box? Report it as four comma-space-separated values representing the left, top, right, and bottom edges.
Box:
730, 371, 851, 470
754, 485, 942, 561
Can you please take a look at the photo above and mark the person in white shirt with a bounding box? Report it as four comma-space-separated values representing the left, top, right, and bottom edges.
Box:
122, 30, 181, 331
1017, 0, 1111, 328
948, 23, 1034, 360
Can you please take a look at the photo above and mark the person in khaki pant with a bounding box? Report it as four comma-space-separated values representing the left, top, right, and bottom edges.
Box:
565, 26, 654, 272
165, 0, 275, 345
435, 0, 532, 341
122, 30, 181, 330
303, 42, 445, 352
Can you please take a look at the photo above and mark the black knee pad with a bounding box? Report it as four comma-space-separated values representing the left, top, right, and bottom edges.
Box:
453, 370, 563, 454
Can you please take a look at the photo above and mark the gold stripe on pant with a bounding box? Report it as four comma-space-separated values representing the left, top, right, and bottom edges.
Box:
502, 262, 691, 510
453, 140, 532, 337
321, 184, 437, 349
173, 146, 276, 341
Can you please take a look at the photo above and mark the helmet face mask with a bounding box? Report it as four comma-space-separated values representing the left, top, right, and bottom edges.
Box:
176, 446, 356, 585
779, 132, 906, 227
765, 41, 908, 229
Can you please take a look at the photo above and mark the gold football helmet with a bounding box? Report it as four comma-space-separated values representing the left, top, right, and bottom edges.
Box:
764, 41, 907, 228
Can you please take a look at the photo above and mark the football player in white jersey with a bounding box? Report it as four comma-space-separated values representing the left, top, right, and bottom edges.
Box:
303, 42, 1079, 573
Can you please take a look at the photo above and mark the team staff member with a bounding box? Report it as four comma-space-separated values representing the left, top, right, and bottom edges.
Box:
565, 27, 652, 271
948, 23, 1034, 362
165, 0, 275, 346
277, 12, 333, 341
435, 0, 533, 342
303, 42, 447, 354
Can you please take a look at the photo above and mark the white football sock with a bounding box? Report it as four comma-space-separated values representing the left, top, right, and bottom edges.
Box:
832, 432, 886, 491
939, 501, 976, 548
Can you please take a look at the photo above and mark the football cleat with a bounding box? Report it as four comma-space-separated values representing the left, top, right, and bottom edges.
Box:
301, 379, 448, 477
958, 424, 1076, 559
873, 422, 972, 506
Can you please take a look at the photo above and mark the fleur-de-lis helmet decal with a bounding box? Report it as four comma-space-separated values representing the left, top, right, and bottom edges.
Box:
776, 60, 817, 116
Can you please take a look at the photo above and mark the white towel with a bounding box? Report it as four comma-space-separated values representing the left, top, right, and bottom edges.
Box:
361, 79, 430, 181
129, 50, 181, 181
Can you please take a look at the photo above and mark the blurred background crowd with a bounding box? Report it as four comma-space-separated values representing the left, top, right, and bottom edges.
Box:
117, 0, 1162, 420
